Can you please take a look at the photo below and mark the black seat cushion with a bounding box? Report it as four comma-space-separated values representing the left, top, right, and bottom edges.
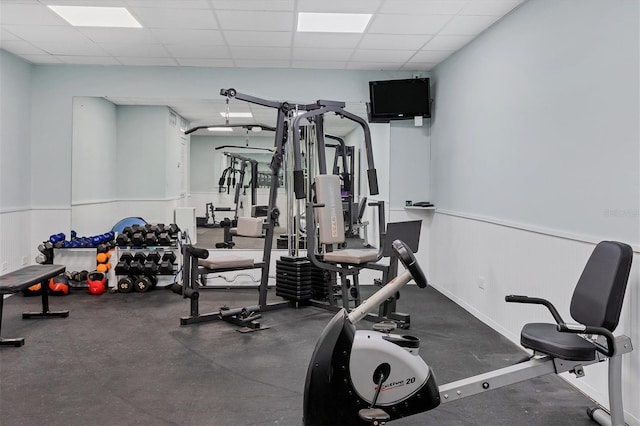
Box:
521, 323, 596, 361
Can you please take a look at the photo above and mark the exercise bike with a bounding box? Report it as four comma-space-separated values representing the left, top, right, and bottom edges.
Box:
303, 240, 633, 426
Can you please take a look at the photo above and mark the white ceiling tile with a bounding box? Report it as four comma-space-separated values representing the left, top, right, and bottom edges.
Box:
423, 34, 475, 50
291, 60, 347, 70
345, 62, 400, 71
367, 14, 451, 35
224, 31, 292, 47
165, 44, 229, 58
460, 0, 525, 16
58, 55, 121, 65
439, 15, 499, 35
211, 0, 294, 11
233, 59, 290, 68
117, 56, 178, 66
0, 40, 46, 55
176, 58, 235, 67
20, 54, 63, 64
379, 0, 466, 15
297, 0, 382, 13
99, 42, 169, 57
294, 33, 362, 49
351, 49, 415, 63
151, 29, 224, 44
358, 34, 432, 50
230, 46, 290, 60
32, 39, 109, 55
47, 0, 128, 6
1, 29, 21, 41
216, 11, 293, 31
400, 62, 437, 71
0, 3, 68, 25
3, 25, 88, 42
79, 27, 158, 44
126, 0, 210, 8
292, 47, 352, 61
409, 50, 454, 63
131, 7, 217, 29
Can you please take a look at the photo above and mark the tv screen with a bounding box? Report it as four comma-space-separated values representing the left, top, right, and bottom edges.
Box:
368, 78, 431, 122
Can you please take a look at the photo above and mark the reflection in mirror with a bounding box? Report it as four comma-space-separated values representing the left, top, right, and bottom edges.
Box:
71, 95, 374, 251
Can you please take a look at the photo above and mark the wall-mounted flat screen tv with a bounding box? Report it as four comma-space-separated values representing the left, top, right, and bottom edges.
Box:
368, 78, 431, 122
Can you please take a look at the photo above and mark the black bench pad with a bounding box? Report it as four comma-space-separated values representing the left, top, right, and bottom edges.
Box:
0, 264, 65, 294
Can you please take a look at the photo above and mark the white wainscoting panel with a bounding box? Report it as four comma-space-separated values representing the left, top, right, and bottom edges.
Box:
430, 211, 639, 425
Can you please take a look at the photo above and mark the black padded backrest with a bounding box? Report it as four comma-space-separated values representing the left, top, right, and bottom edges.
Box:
570, 241, 633, 331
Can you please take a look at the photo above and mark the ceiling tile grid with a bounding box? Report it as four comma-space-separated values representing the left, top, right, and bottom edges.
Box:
0, 0, 525, 70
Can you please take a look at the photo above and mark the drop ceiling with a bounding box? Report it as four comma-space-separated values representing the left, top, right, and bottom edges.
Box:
0, 0, 526, 135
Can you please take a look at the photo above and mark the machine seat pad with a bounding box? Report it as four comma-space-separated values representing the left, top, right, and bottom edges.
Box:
322, 249, 379, 265
236, 217, 264, 237
521, 323, 596, 361
199, 255, 254, 270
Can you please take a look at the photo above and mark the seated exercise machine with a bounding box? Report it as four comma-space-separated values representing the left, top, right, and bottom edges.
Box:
179, 244, 274, 332
0, 264, 69, 347
179, 88, 339, 329
303, 240, 633, 426
288, 100, 385, 311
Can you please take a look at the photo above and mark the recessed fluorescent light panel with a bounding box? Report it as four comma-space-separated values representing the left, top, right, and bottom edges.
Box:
219, 112, 253, 118
297, 12, 372, 33
47, 5, 142, 28
207, 127, 234, 132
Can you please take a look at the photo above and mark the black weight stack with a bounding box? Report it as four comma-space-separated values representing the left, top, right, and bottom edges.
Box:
275, 256, 313, 302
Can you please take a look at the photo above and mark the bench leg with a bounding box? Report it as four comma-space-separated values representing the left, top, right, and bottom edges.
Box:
22, 282, 69, 319
0, 295, 25, 347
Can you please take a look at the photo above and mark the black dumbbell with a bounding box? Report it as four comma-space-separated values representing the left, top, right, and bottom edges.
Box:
143, 260, 158, 275
117, 276, 136, 293
134, 275, 157, 292
114, 261, 130, 275
157, 232, 171, 245
129, 259, 145, 275
168, 223, 180, 236
119, 251, 134, 263
146, 250, 162, 264
144, 232, 158, 246
162, 251, 176, 263
116, 234, 131, 246
131, 232, 144, 246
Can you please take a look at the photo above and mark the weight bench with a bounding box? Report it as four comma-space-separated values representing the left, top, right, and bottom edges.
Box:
0, 264, 68, 347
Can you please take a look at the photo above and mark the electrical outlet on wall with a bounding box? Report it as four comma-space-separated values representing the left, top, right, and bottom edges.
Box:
21, 256, 28, 265
1, 262, 7, 272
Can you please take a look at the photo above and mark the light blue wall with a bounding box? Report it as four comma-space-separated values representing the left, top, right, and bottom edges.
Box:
388, 121, 431, 208
116, 105, 167, 199
72, 96, 117, 203
0, 50, 32, 210
431, 0, 639, 244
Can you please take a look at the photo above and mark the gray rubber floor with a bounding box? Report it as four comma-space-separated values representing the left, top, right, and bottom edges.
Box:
1, 283, 598, 425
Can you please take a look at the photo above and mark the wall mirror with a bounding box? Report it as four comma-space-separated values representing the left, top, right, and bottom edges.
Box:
71, 95, 373, 251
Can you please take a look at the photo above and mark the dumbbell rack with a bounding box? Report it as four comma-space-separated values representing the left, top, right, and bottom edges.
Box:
113, 244, 181, 293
